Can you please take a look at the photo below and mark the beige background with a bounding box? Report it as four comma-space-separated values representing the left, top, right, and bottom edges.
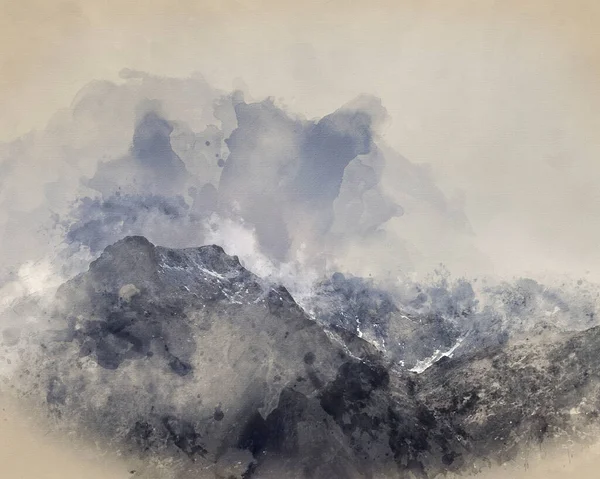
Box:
2, 0, 600, 477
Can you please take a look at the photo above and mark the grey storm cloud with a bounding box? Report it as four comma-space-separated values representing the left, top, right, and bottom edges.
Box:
0, 69, 477, 287
218, 94, 398, 261
26, 70, 460, 276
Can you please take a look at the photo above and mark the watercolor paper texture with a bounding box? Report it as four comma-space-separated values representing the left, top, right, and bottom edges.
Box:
1, 1, 600, 478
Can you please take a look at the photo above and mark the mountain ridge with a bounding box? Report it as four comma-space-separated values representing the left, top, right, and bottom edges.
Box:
14, 236, 600, 479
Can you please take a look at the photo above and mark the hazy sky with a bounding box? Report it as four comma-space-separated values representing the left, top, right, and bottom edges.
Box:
1, 0, 600, 279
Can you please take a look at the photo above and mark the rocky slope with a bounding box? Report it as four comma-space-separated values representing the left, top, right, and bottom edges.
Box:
15, 236, 600, 478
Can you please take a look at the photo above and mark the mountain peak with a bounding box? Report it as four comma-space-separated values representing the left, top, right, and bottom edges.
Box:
103, 236, 238, 270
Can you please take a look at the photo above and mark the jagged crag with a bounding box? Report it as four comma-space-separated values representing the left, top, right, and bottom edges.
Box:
17, 237, 600, 478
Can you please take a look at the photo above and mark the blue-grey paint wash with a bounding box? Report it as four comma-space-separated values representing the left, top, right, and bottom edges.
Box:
1, 71, 600, 478
0, 70, 474, 282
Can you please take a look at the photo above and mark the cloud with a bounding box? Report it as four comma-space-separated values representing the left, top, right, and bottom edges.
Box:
0, 70, 476, 286
0, 70, 486, 365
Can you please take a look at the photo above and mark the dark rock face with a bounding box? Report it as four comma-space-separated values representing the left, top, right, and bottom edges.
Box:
307, 273, 465, 369
411, 328, 600, 473
19, 236, 600, 478
24, 237, 382, 477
